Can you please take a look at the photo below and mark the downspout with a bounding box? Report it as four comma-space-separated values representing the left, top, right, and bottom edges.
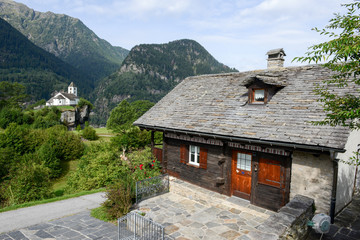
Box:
329, 150, 339, 224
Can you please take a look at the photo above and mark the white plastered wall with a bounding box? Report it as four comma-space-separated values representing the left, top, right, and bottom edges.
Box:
335, 130, 360, 213
290, 151, 333, 214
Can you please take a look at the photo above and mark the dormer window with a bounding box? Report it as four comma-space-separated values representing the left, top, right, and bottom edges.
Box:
251, 88, 267, 104
254, 89, 265, 102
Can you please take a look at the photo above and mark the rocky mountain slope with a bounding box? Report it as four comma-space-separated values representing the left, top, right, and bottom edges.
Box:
0, 0, 129, 82
92, 39, 237, 125
0, 17, 91, 100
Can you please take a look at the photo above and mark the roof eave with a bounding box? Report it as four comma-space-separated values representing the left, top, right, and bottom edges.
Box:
134, 123, 346, 153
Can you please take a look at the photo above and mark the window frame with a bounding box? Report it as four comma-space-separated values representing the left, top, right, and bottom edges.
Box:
180, 144, 207, 169
251, 88, 267, 104
236, 152, 252, 172
189, 145, 200, 166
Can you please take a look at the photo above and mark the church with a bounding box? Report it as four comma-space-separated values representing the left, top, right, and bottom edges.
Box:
46, 82, 80, 106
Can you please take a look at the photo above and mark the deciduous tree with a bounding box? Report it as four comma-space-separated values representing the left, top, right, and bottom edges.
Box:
294, 1, 360, 130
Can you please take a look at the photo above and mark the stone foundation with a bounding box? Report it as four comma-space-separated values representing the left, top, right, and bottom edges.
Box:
244, 195, 315, 240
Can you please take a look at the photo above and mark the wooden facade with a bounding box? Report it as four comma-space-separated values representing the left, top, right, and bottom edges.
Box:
160, 132, 292, 211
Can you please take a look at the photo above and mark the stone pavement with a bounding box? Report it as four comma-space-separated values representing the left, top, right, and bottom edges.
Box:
0, 211, 117, 240
0, 192, 106, 234
135, 177, 274, 240
308, 194, 360, 240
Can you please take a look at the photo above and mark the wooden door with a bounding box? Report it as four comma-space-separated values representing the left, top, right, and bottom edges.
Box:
231, 151, 252, 200
252, 157, 287, 211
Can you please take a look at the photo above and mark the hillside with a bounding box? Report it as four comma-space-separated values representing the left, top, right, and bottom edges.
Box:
0, 17, 91, 100
92, 39, 237, 125
0, 0, 129, 82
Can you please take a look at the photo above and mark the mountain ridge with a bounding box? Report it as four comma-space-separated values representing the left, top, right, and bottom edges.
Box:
0, 17, 91, 100
0, 0, 129, 82
92, 39, 238, 125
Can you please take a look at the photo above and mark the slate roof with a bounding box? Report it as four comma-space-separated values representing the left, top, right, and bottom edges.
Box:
61, 92, 78, 101
134, 65, 356, 150
267, 48, 286, 56
46, 92, 78, 103
54, 95, 65, 99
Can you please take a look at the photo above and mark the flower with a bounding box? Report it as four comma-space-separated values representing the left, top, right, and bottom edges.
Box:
151, 164, 154, 167
140, 164, 143, 170
152, 160, 156, 163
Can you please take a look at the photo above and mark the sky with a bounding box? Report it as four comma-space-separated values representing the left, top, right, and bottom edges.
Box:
15, 0, 350, 71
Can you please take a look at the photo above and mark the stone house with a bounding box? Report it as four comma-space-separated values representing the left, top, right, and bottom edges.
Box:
134, 49, 360, 221
46, 82, 79, 106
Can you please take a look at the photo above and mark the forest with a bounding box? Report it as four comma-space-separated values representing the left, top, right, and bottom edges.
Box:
0, 81, 161, 220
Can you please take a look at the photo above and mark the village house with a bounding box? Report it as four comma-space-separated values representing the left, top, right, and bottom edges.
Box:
134, 49, 360, 222
46, 82, 79, 106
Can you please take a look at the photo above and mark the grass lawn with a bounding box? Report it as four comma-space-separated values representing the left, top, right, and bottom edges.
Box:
52, 160, 79, 196
95, 127, 115, 136
72, 127, 115, 144
91, 206, 117, 224
0, 188, 105, 213
57, 106, 75, 111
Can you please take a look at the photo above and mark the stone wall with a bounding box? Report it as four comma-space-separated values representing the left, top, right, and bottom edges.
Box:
60, 105, 91, 129
245, 195, 314, 240
290, 151, 333, 214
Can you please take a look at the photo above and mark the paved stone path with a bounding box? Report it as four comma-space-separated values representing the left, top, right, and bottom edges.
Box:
4, 177, 358, 239
135, 177, 274, 240
308, 194, 360, 240
0, 211, 117, 240
0, 192, 106, 234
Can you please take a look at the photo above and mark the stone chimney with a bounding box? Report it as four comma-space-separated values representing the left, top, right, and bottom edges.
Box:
266, 48, 286, 68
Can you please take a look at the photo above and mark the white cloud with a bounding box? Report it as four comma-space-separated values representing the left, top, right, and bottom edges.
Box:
14, 0, 352, 71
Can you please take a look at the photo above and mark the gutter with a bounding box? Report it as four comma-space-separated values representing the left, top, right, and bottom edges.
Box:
329, 151, 339, 224
134, 124, 345, 153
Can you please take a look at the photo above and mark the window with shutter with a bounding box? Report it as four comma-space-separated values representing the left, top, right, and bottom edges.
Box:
199, 148, 207, 169
189, 145, 200, 166
180, 144, 187, 164
180, 144, 207, 169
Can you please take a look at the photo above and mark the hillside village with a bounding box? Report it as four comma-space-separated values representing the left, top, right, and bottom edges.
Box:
0, 0, 360, 240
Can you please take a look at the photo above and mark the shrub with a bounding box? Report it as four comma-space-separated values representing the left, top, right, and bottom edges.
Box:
46, 125, 84, 162
0, 107, 24, 129
127, 148, 161, 181
0, 123, 30, 155
65, 145, 161, 193
37, 142, 62, 178
102, 175, 134, 220
0, 147, 16, 182
31, 107, 61, 129
77, 98, 94, 110
82, 126, 99, 141
110, 127, 151, 151
65, 143, 125, 192
2, 158, 52, 205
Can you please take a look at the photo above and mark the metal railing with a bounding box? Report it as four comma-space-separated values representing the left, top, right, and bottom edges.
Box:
118, 212, 164, 240
136, 174, 169, 204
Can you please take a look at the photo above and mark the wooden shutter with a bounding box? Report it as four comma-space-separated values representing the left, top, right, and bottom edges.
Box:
180, 144, 187, 164
199, 148, 207, 169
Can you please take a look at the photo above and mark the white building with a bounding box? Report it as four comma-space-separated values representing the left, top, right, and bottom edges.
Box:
46, 82, 80, 106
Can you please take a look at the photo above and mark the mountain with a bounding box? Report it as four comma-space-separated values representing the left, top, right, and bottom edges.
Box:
0, 0, 129, 82
92, 39, 237, 125
0, 17, 91, 100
